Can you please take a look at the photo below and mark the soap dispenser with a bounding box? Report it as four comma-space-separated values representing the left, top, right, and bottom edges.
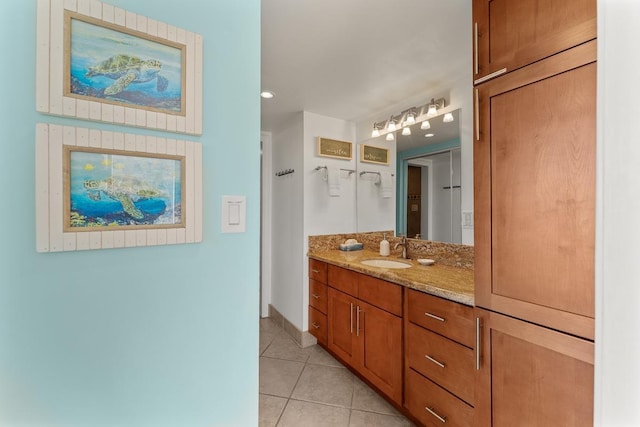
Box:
380, 233, 390, 256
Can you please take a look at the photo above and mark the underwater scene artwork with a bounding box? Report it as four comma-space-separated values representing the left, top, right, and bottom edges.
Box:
67, 149, 183, 229
67, 13, 184, 114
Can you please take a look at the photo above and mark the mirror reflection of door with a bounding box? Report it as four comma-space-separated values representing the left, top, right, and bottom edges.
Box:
403, 148, 461, 243
407, 165, 422, 238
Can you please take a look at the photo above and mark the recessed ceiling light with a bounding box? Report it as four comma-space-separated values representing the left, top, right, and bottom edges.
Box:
425, 133, 434, 138
260, 90, 275, 99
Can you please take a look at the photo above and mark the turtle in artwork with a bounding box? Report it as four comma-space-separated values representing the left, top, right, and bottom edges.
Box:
85, 54, 169, 95
83, 176, 162, 220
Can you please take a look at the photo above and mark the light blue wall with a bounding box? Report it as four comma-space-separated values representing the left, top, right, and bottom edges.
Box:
0, 1, 260, 426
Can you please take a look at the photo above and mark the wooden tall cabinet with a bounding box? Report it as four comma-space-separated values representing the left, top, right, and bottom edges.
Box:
473, 0, 596, 83
473, 0, 597, 424
475, 308, 594, 426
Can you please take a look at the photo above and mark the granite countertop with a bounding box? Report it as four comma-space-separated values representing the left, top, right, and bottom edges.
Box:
308, 249, 474, 306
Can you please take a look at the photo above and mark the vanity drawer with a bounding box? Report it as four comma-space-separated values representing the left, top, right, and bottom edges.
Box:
309, 259, 328, 284
328, 265, 358, 297
309, 306, 327, 346
358, 274, 402, 316
406, 289, 474, 348
405, 368, 473, 427
309, 279, 328, 314
406, 322, 474, 405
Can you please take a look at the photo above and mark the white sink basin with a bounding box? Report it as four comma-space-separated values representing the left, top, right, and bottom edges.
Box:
360, 259, 412, 269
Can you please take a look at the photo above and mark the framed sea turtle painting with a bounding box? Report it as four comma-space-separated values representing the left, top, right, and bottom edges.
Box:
35, 124, 204, 253
64, 147, 184, 231
36, 0, 203, 135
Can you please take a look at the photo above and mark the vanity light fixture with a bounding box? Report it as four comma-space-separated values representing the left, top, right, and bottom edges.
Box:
386, 133, 395, 141
402, 127, 411, 136
370, 97, 447, 140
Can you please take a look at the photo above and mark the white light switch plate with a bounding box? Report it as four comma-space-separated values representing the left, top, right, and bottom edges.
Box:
462, 211, 474, 229
222, 195, 246, 233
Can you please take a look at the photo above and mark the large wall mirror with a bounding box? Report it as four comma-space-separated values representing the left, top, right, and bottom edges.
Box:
356, 109, 462, 244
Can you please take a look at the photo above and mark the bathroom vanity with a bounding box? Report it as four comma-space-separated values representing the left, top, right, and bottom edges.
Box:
307, 241, 474, 426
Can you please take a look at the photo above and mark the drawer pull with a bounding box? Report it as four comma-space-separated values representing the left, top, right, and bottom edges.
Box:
425, 354, 446, 368
425, 312, 446, 322
311, 269, 320, 274
311, 322, 320, 329
425, 406, 447, 423
311, 294, 320, 299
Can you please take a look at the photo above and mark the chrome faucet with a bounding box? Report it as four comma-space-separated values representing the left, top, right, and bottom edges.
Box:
394, 235, 408, 259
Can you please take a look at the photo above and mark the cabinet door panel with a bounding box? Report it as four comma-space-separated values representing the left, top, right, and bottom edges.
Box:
358, 299, 403, 405
474, 308, 593, 427
474, 41, 596, 339
327, 288, 357, 365
473, 0, 596, 82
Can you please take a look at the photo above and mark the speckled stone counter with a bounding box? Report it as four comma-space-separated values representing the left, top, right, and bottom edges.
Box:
308, 248, 474, 306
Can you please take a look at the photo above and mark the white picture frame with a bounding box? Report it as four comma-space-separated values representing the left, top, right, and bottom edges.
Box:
36, 0, 203, 135
36, 123, 203, 252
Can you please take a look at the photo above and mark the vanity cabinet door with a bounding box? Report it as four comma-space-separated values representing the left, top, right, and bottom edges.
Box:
472, 0, 596, 84
474, 40, 596, 340
474, 308, 594, 427
327, 287, 358, 366
357, 299, 403, 405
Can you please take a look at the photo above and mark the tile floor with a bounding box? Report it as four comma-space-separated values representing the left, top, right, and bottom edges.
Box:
259, 317, 416, 427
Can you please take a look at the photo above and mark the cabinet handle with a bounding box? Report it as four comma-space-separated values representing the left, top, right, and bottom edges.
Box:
424, 312, 446, 322
311, 269, 320, 274
356, 306, 361, 337
311, 294, 320, 299
425, 354, 446, 368
474, 22, 479, 76
475, 88, 480, 142
312, 322, 320, 329
476, 317, 481, 371
425, 406, 447, 423
350, 303, 354, 334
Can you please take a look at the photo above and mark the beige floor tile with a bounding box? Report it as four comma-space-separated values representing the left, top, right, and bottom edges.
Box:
348, 410, 415, 427
306, 345, 344, 368
278, 399, 351, 427
351, 377, 401, 416
259, 357, 305, 398
260, 317, 283, 333
291, 363, 355, 408
262, 334, 312, 363
259, 393, 287, 427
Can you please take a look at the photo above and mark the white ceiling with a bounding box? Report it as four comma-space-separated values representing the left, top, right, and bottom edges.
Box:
261, 0, 471, 146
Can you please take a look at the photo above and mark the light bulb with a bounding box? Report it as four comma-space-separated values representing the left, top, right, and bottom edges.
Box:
386, 133, 395, 141
387, 121, 396, 132
443, 113, 454, 123
426, 104, 437, 118
420, 120, 431, 130
405, 112, 416, 125
424, 133, 434, 138
402, 127, 411, 136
